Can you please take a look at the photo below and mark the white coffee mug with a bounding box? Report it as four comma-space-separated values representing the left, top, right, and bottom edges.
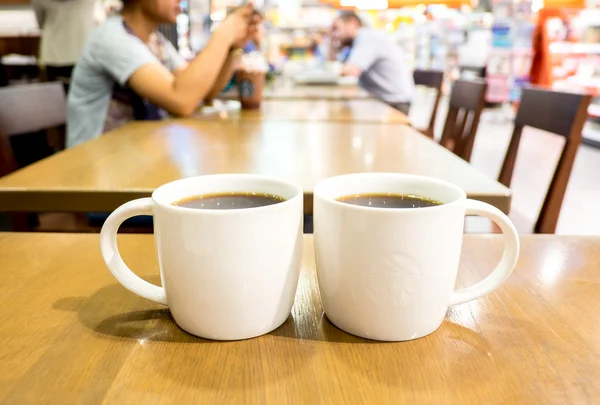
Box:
100, 174, 303, 340
314, 173, 519, 341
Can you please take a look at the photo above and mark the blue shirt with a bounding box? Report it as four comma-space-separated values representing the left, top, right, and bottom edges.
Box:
243, 41, 259, 53
347, 28, 414, 103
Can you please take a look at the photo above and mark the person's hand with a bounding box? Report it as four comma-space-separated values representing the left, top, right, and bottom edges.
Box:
341, 64, 362, 77
216, 3, 253, 46
232, 12, 262, 49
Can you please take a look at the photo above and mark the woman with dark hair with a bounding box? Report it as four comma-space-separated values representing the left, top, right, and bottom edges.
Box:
32, 0, 96, 82
67, 0, 256, 147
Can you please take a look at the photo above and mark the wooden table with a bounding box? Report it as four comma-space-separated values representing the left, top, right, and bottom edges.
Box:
200, 99, 409, 124
0, 233, 598, 404
0, 120, 510, 214
223, 78, 373, 101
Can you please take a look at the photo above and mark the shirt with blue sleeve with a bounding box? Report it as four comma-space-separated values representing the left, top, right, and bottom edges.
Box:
346, 28, 414, 104
67, 16, 186, 147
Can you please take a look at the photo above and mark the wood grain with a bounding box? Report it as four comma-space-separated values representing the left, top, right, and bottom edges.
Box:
0, 120, 510, 214
199, 99, 408, 124
0, 233, 598, 404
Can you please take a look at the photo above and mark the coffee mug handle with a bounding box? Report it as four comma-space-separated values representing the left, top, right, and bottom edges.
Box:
449, 199, 520, 306
100, 198, 168, 305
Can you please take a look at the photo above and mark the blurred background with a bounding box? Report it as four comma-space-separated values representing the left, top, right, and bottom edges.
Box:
1, 0, 599, 142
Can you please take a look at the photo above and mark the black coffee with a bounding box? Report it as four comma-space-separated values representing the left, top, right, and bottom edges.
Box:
336, 193, 442, 209
173, 192, 285, 210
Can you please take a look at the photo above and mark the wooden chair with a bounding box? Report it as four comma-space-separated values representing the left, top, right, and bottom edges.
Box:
498, 87, 592, 234
0, 82, 67, 231
413, 69, 444, 138
439, 79, 487, 162
0, 82, 152, 233
0, 61, 7, 87
0, 82, 67, 155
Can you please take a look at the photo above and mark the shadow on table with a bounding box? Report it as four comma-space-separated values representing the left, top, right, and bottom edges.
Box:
55, 279, 326, 344
53, 278, 499, 350
334, 318, 504, 392
52, 277, 508, 393
271, 307, 495, 348
274, 308, 503, 391
54, 281, 315, 392
271, 312, 380, 344
54, 282, 200, 343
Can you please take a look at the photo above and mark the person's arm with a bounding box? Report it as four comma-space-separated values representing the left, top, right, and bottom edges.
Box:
327, 38, 338, 62
341, 32, 378, 77
163, 33, 240, 102
204, 50, 241, 102
122, 4, 252, 117
32, 0, 46, 29
203, 12, 261, 101
127, 29, 239, 117
341, 64, 362, 77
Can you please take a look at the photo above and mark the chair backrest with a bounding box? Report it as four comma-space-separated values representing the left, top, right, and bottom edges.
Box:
439, 79, 487, 162
498, 87, 591, 234
0, 82, 67, 136
0, 132, 17, 177
0, 82, 67, 177
0, 61, 7, 87
413, 69, 444, 138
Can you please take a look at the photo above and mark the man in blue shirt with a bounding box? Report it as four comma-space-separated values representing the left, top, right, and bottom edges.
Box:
332, 12, 414, 114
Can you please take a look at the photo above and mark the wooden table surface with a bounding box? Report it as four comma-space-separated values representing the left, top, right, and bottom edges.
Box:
0, 233, 598, 404
0, 120, 510, 214
199, 99, 409, 124
223, 79, 373, 101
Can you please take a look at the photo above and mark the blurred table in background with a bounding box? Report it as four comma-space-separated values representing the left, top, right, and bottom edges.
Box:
0, 120, 510, 214
223, 78, 373, 101
0, 35, 39, 57
0, 35, 41, 86
0, 233, 598, 403
199, 99, 408, 124
263, 82, 372, 100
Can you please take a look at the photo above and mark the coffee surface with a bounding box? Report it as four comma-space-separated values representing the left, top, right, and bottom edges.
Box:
173, 192, 285, 210
336, 193, 442, 209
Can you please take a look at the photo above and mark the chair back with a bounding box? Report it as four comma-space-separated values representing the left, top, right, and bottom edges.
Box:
0, 82, 67, 177
498, 87, 592, 233
413, 69, 444, 138
439, 79, 487, 161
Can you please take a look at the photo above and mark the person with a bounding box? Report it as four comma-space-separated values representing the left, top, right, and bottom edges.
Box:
309, 32, 326, 61
67, 0, 256, 147
332, 12, 414, 114
32, 0, 96, 82
222, 8, 264, 93
242, 9, 264, 53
